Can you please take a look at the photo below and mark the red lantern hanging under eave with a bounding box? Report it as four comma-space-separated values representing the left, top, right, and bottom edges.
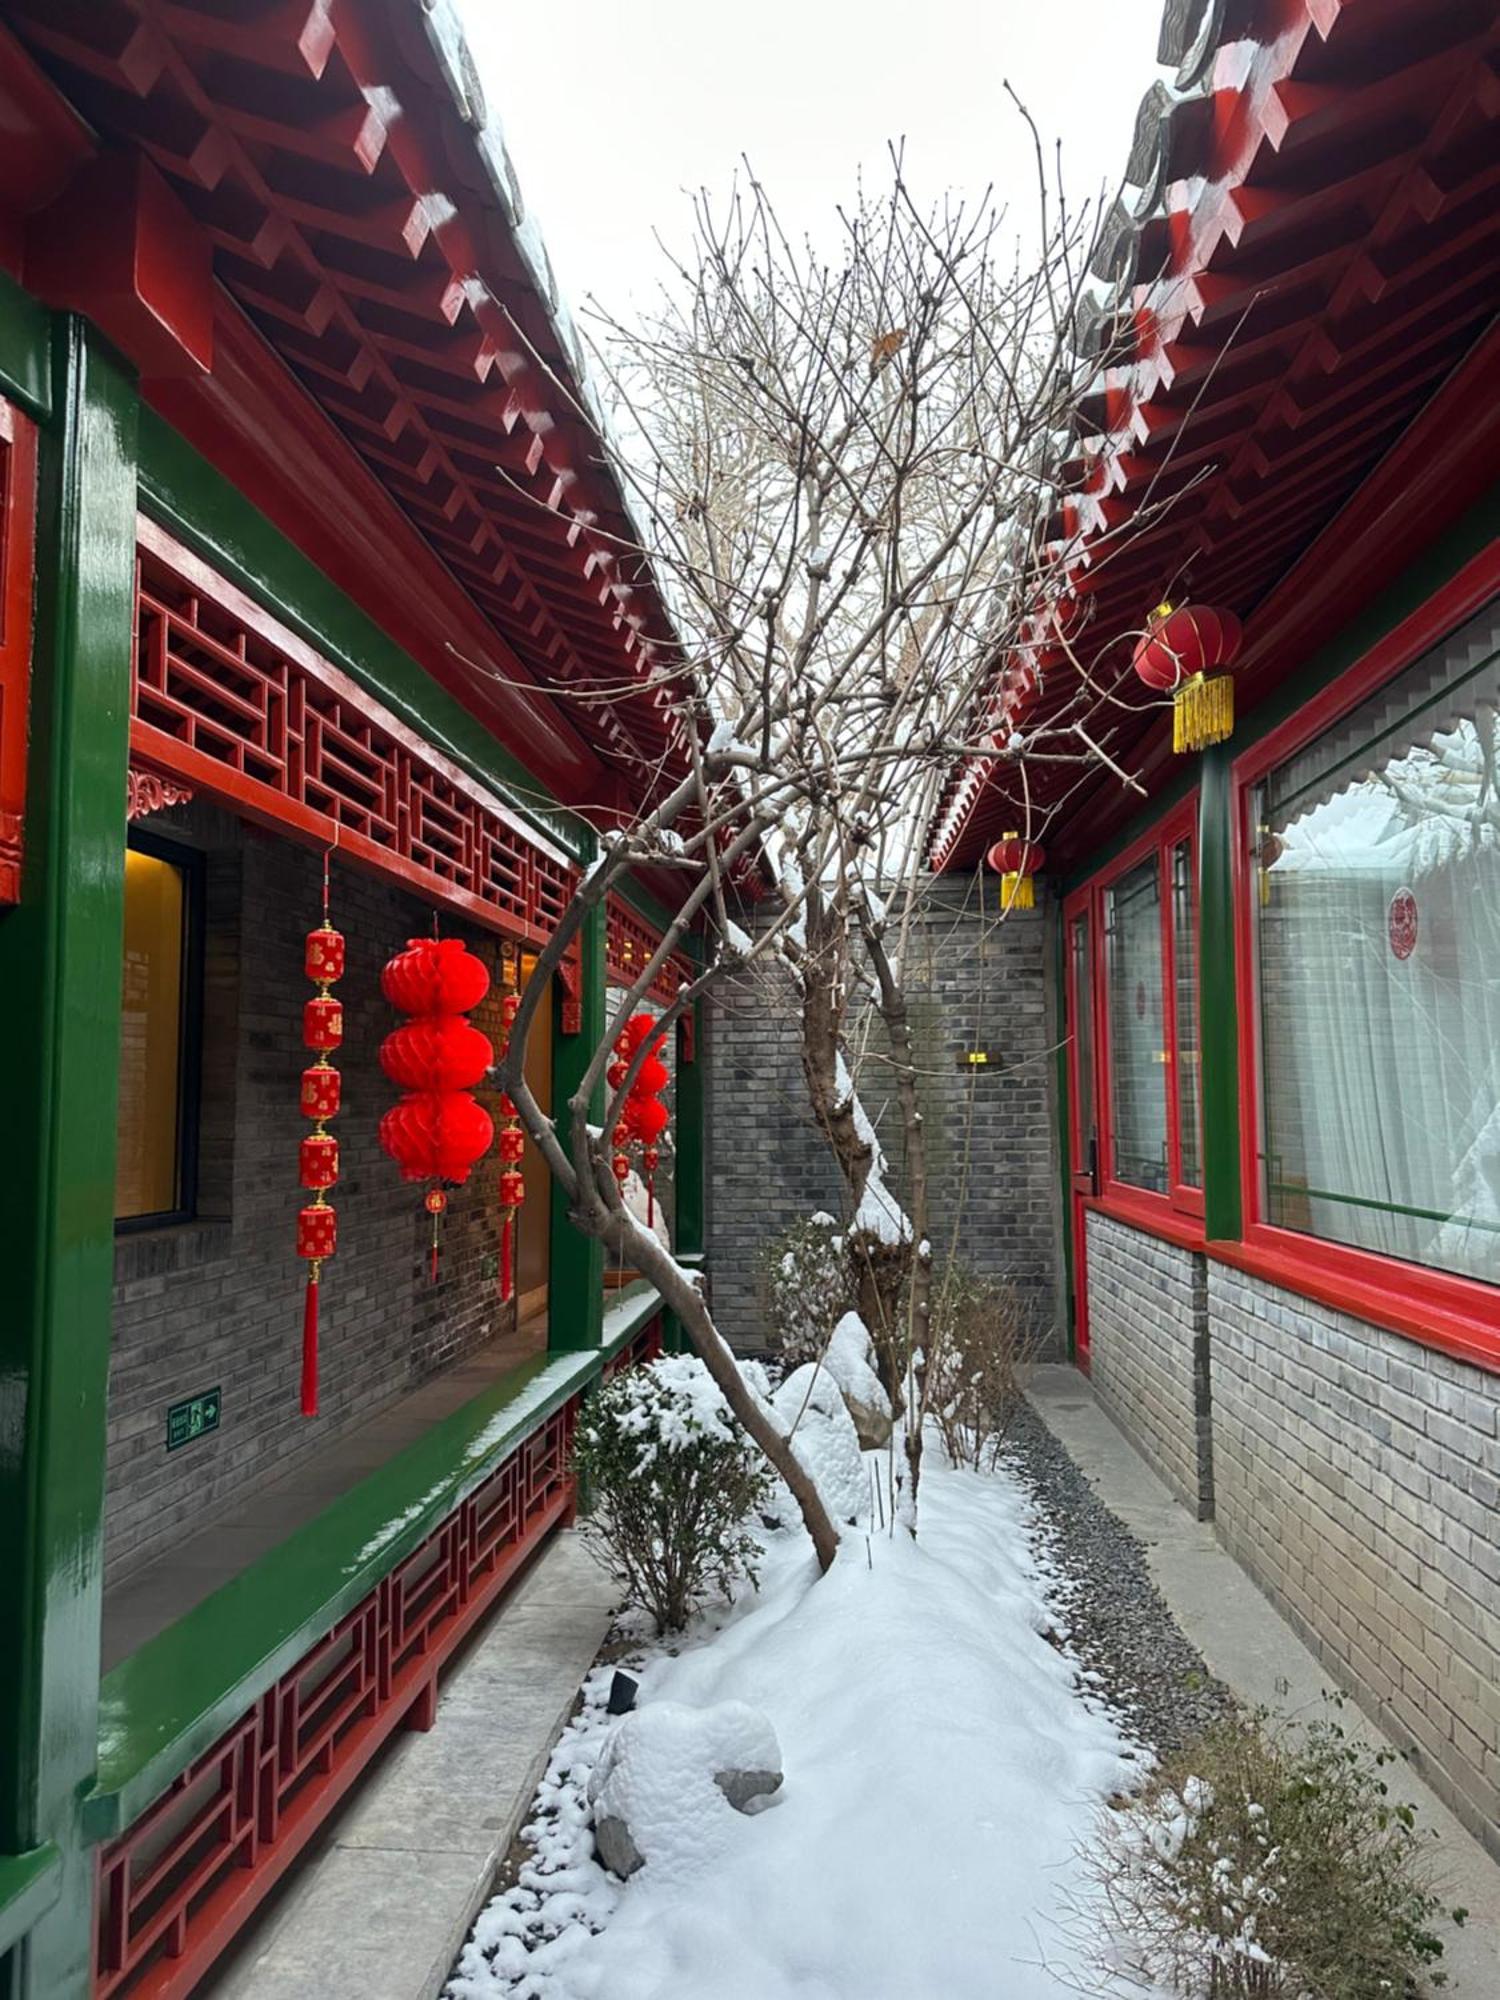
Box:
1132, 601, 1243, 753
985, 834, 1044, 911
378, 936, 494, 1282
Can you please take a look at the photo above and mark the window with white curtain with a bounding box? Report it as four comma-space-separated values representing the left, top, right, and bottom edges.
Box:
1253, 601, 1500, 1285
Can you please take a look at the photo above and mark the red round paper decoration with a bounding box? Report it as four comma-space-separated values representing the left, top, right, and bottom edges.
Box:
628, 1096, 670, 1143
379, 1089, 494, 1184
381, 936, 491, 1016
636, 1054, 670, 1096
1388, 887, 1419, 961
379, 1015, 493, 1093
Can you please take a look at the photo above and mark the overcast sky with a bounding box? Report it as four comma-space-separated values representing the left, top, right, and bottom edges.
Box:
455, 0, 1169, 324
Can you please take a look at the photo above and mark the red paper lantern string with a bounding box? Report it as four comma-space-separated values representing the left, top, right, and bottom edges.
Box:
377, 936, 494, 1283
614, 1011, 671, 1228
494, 989, 526, 1303
297, 849, 344, 1417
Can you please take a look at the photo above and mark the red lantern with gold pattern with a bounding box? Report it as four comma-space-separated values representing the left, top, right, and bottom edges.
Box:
303, 994, 344, 1051
1131, 601, 1243, 752
985, 834, 1044, 912
297, 851, 344, 1418
492, 982, 528, 1305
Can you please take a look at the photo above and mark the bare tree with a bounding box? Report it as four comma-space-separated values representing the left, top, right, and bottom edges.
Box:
488, 140, 1152, 1562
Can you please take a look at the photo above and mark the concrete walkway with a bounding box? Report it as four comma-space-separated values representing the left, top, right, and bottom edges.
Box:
1029, 1363, 1500, 1994
198, 1530, 616, 2000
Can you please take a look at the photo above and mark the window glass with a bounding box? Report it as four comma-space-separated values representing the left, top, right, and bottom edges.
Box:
1105, 858, 1168, 1192
1069, 914, 1094, 1152
1256, 602, 1500, 1283
1172, 840, 1202, 1189
117, 846, 189, 1220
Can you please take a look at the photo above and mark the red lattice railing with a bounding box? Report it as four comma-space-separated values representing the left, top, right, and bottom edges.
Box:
131, 520, 578, 952
93, 1315, 663, 2000
606, 897, 691, 1007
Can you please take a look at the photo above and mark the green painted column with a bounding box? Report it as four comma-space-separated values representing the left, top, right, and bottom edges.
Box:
1198, 743, 1242, 1242
548, 884, 605, 1349
0, 321, 137, 1997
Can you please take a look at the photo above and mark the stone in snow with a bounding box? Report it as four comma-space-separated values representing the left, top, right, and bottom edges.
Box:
768, 1362, 868, 1526
587, 1699, 783, 1879
822, 1310, 892, 1449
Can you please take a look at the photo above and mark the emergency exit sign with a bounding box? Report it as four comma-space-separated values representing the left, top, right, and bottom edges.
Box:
166, 1387, 221, 1451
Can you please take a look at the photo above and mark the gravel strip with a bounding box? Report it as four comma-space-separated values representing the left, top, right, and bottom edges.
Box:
1002, 1399, 1235, 1757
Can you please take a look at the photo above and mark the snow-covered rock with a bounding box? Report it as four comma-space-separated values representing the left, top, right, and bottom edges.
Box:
821, 1310, 892, 1448
587, 1700, 783, 1879
769, 1362, 868, 1525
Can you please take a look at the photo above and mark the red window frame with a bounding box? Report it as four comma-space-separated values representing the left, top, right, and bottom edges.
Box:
1228, 540, 1500, 1374
1064, 793, 1204, 1246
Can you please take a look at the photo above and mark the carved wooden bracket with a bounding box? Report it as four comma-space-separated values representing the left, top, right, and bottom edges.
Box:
126, 767, 195, 821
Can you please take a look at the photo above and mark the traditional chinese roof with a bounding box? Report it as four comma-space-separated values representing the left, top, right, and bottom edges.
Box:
0, 0, 683, 821
929, 0, 1500, 873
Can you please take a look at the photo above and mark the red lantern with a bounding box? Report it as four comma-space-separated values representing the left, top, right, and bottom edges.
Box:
613, 1011, 671, 1226
379, 1015, 493, 1093
300, 1061, 340, 1120
303, 994, 344, 1051
381, 936, 491, 1016
297, 854, 344, 1418
297, 1201, 337, 1262
1131, 601, 1243, 752
304, 926, 346, 983
985, 834, 1044, 912
492, 981, 528, 1305
378, 1089, 493, 1183
378, 934, 494, 1282
299, 1132, 339, 1189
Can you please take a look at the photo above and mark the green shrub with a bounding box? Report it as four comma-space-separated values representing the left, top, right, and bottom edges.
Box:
574, 1356, 771, 1634
756, 1213, 854, 1368
1097, 1707, 1464, 1998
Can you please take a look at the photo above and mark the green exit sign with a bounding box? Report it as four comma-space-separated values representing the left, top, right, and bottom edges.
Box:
166, 1387, 221, 1452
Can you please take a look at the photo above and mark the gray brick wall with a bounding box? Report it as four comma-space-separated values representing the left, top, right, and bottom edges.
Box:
107, 804, 518, 1585
1084, 1211, 1213, 1518
1210, 1266, 1500, 1860
704, 877, 1064, 1351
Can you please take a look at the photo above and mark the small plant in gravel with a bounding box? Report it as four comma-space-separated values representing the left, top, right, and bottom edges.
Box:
924, 1264, 1038, 1472
574, 1356, 772, 1634
1095, 1706, 1464, 1999
757, 1213, 855, 1370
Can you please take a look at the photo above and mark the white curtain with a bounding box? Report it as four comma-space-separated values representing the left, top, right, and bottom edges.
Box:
1259, 627, 1500, 1286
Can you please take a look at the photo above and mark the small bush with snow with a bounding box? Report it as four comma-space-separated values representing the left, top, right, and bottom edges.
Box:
756, 1212, 854, 1368
926, 1264, 1038, 1472
1096, 1706, 1463, 1998
574, 1357, 771, 1634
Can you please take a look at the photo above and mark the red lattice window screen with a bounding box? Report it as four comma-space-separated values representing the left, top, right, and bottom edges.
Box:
130, 520, 578, 950
0, 396, 39, 904
606, 896, 691, 1006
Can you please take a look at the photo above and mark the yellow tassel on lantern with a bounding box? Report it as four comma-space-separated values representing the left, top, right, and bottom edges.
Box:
1172, 671, 1235, 753
1000, 872, 1036, 911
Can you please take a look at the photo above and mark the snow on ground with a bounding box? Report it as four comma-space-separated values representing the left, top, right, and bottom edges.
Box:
448, 1440, 1138, 2000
